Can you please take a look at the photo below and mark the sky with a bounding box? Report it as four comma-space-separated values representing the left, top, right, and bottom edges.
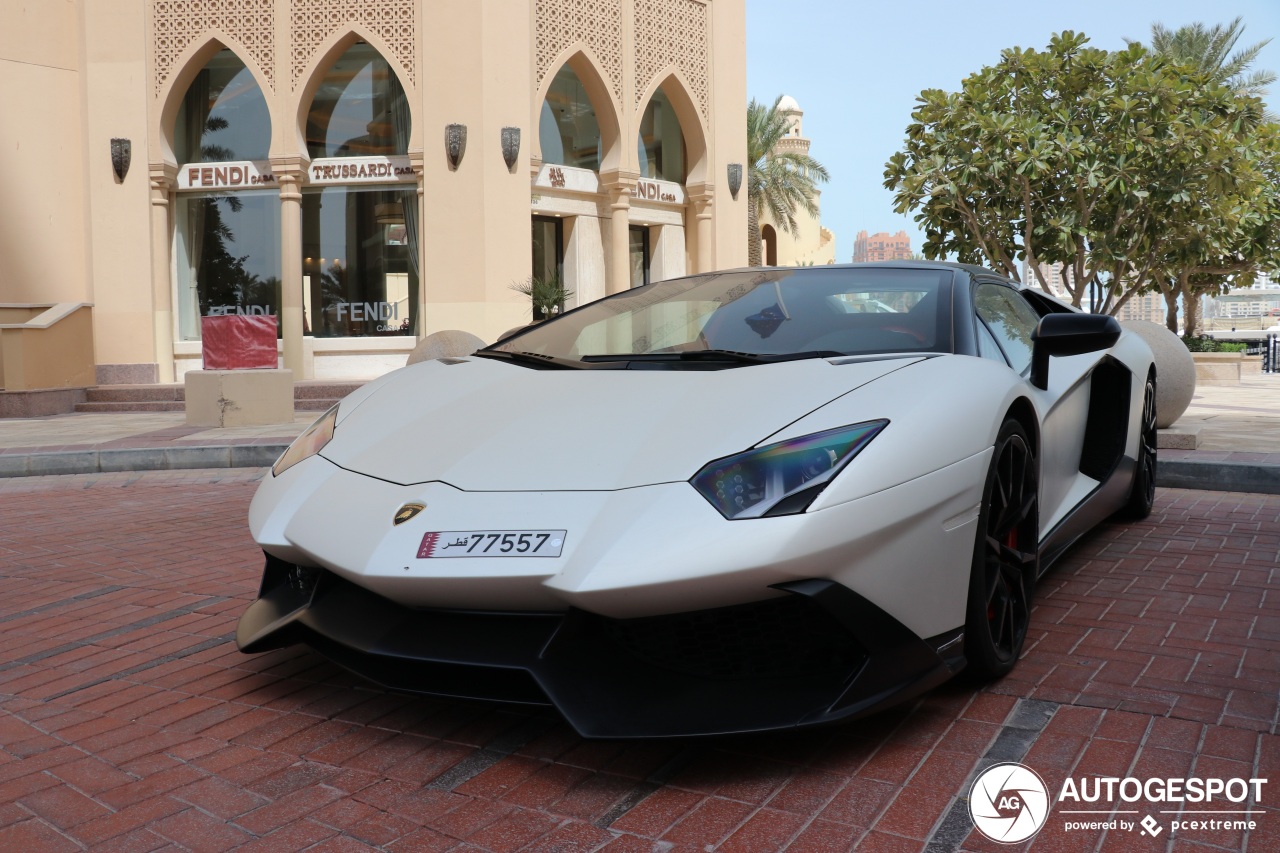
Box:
745, 0, 1280, 262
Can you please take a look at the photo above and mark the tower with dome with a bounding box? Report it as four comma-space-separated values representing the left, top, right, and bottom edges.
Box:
757, 95, 837, 266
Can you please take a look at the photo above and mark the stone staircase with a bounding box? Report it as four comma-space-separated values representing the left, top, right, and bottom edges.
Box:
74, 380, 364, 414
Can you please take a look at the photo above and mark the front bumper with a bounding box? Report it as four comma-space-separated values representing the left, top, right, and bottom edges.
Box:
237, 557, 966, 738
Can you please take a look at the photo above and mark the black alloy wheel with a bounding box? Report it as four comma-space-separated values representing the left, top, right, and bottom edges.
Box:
965, 419, 1039, 679
1121, 375, 1158, 520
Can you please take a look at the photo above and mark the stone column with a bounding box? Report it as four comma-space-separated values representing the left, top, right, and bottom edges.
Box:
410, 150, 426, 339
274, 158, 306, 377
687, 182, 715, 273
149, 163, 177, 383
601, 169, 639, 294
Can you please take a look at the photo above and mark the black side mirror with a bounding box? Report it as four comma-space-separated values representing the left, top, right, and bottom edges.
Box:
1030, 313, 1121, 389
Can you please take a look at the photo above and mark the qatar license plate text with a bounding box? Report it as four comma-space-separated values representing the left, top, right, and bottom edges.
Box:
417, 530, 567, 559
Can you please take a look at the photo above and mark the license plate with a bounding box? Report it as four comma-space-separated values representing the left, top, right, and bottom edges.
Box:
417, 530, 567, 559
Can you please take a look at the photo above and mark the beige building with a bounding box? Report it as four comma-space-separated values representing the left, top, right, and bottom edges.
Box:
757, 96, 834, 266
0, 0, 747, 391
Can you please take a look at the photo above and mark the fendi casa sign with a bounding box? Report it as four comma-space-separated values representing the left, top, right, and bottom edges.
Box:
631, 178, 679, 203
178, 156, 415, 190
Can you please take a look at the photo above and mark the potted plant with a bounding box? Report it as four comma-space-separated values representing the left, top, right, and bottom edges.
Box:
511, 274, 573, 321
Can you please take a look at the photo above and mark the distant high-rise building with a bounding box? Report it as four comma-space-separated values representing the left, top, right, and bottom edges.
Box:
1115, 292, 1166, 325
1021, 261, 1073, 302
852, 230, 912, 262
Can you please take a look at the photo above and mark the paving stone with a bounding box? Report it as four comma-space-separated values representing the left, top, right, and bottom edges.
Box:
0, 474, 1278, 852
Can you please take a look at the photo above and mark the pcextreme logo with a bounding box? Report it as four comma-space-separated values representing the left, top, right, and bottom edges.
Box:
968, 761, 1268, 844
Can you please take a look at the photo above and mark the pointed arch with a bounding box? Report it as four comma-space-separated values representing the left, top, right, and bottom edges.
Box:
293, 26, 421, 158
533, 44, 622, 172
634, 68, 709, 184
154, 33, 276, 167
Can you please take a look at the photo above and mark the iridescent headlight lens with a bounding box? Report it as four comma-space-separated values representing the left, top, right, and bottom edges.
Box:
272, 404, 339, 477
691, 420, 888, 519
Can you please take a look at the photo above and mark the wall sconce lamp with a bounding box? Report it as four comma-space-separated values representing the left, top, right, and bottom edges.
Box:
111, 138, 131, 183
445, 124, 467, 171
727, 162, 743, 200
501, 126, 521, 172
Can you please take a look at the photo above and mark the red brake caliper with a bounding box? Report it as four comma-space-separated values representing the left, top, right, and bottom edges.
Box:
989, 528, 1018, 622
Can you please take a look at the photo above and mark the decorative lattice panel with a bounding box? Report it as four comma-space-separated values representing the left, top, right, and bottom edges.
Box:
152, 0, 277, 96
534, 0, 623, 103
633, 0, 708, 120
290, 0, 417, 89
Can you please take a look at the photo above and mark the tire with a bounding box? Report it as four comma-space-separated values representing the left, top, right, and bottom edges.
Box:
1119, 374, 1157, 520
965, 419, 1039, 680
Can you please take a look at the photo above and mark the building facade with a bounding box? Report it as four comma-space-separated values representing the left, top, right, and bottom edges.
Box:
1, 0, 747, 384
756, 95, 834, 266
852, 230, 911, 263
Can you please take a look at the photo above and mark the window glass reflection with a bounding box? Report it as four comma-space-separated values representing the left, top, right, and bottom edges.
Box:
539, 65, 601, 171
175, 49, 271, 165
637, 88, 685, 183
302, 186, 419, 337
975, 284, 1041, 373
307, 43, 410, 159
175, 192, 281, 341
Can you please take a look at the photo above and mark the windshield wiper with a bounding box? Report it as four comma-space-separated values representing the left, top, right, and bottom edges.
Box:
579, 349, 844, 365
678, 349, 845, 363
472, 350, 587, 370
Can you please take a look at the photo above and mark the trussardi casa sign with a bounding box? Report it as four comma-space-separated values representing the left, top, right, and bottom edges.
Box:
310, 156, 415, 184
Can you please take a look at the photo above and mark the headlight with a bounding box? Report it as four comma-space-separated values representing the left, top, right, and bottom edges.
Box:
691, 421, 888, 519
272, 404, 339, 477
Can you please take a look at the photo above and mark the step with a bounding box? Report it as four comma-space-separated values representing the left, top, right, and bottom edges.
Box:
74, 401, 187, 413
296, 398, 346, 411
293, 381, 365, 400
85, 384, 184, 403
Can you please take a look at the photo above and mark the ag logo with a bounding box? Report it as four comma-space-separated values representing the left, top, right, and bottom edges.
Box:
393, 503, 425, 525
969, 762, 1050, 844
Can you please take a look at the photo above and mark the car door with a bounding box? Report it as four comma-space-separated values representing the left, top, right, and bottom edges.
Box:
972, 280, 1102, 538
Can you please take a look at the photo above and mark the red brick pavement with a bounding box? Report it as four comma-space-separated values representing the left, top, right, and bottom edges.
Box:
0, 473, 1276, 851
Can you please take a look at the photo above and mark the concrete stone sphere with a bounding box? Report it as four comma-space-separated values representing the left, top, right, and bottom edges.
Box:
406, 330, 486, 366
1120, 320, 1195, 428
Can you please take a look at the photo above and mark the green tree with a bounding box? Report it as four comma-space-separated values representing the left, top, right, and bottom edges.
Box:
883, 31, 1280, 331
746, 96, 829, 266
1141, 18, 1278, 332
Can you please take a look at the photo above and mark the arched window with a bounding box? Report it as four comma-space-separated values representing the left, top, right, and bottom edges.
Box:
302, 43, 418, 339
539, 65, 601, 171
637, 87, 685, 183
173, 50, 278, 342
175, 49, 271, 165
306, 42, 410, 158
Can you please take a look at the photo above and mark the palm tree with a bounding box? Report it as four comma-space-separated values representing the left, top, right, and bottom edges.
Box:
1146, 17, 1275, 112
746, 96, 830, 266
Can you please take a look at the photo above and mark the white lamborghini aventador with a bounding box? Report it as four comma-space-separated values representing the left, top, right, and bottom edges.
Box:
238, 262, 1157, 737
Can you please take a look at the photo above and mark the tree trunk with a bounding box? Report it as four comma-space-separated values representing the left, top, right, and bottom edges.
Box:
746, 202, 761, 267
1183, 283, 1201, 337
1162, 285, 1179, 335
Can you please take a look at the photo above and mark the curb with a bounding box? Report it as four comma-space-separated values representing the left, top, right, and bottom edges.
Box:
0, 444, 288, 478
1155, 459, 1280, 496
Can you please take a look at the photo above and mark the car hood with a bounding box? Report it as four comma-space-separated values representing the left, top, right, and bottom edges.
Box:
321, 355, 922, 490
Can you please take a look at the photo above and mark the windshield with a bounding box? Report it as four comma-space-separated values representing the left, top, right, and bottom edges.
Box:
491, 267, 954, 362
